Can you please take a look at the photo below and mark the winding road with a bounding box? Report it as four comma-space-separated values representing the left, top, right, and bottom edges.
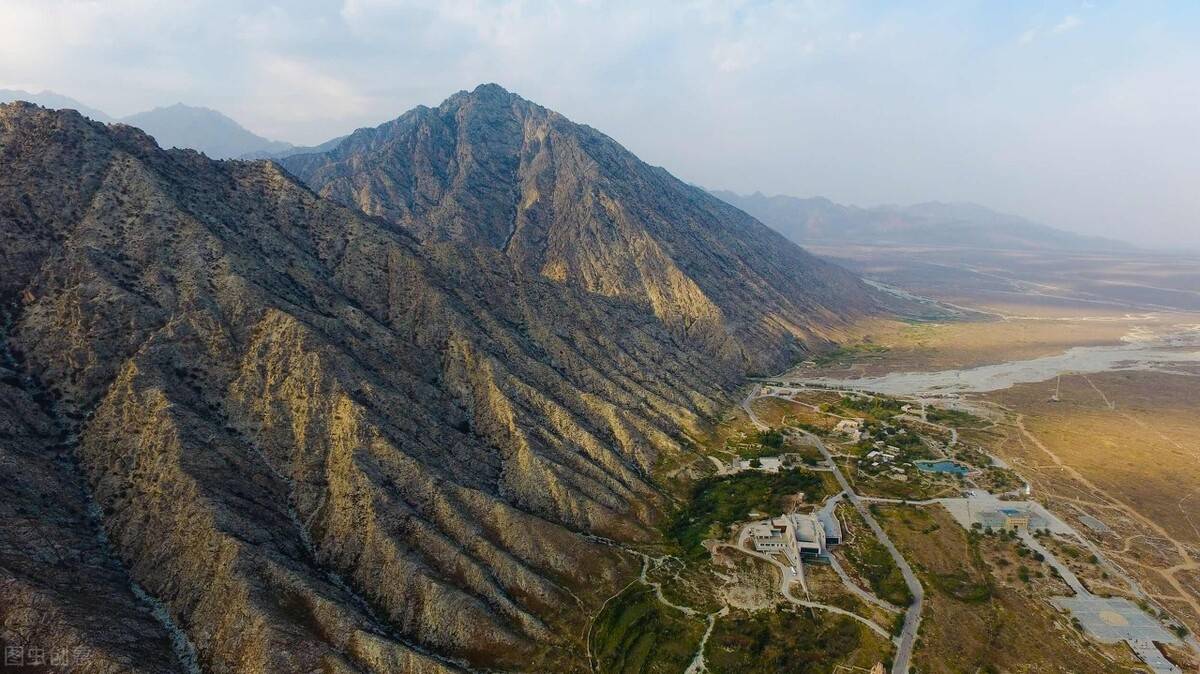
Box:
805, 429, 923, 674
744, 385, 923, 672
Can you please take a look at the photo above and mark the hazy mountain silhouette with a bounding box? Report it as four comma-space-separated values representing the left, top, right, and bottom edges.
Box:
121, 103, 293, 159
712, 190, 1132, 252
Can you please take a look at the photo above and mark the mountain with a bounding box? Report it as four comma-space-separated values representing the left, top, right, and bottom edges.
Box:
282, 84, 876, 372
240, 134, 347, 160
121, 103, 293, 159
0, 93, 879, 672
0, 94, 295, 159
711, 190, 1132, 252
0, 88, 113, 122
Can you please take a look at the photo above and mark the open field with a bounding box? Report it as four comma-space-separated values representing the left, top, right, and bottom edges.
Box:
779, 247, 1200, 668
810, 244, 1200, 315
983, 369, 1200, 637
804, 315, 1140, 377
704, 604, 889, 674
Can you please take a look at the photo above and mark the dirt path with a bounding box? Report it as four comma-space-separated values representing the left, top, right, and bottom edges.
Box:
1011, 412, 1200, 622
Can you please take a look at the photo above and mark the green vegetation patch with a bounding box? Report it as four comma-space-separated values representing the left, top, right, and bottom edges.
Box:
735, 429, 789, 459
825, 395, 904, 421
841, 509, 914, 607
592, 584, 704, 674
929, 570, 993, 603
756, 428, 785, 449
704, 607, 869, 674
926, 405, 988, 429
667, 469, 826, 559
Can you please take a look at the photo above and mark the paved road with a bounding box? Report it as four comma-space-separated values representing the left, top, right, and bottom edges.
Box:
806, 430, 924, 674
718, 540, 894, 641
742, 384, 767, 430
1019, 530, 1088, 596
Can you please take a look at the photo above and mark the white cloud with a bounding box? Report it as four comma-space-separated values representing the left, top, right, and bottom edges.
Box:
1052, 14, 1082, 34
711, 39, 760, 73
1, 1, 1197, 246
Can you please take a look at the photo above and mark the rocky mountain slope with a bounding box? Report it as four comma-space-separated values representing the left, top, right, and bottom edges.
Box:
712, 190, 1132, 252
121, 104, 294, 160
281, 84, 876, 375
0, 94, 879, 673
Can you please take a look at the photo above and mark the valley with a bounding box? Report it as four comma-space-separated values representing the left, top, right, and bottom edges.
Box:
584, 250, 1200, 674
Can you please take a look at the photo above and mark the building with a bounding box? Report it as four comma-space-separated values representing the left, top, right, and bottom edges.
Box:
792, 514, 826, 556
749, 517, 795, 556
834, 419, 863, 440
787, 510, 843, 557
817, 509, 842, 546
973, 505, 1043, 532
731, 456, 783, 473
750, 510, 843, 560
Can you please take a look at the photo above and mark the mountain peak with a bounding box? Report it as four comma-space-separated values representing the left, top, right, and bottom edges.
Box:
120, 103, 291, 159
281, 87, 878, 372
469, 81, 514, 97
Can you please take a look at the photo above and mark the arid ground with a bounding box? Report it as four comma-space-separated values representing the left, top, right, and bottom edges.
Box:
795, 247, 1200, 642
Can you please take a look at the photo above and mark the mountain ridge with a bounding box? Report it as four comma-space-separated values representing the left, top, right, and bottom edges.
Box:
0, 92, 883, 672
711, 189, 1133, 252
281, 83, 879, 374
0, 90, 293, 159
0, 88, 114, 122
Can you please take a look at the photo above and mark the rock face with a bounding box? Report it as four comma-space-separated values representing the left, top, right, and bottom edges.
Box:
282, 84, 876, 375
0, 93, 877, 673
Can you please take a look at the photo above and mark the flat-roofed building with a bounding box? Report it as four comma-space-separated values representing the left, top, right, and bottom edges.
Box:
792, 514, 826, 556
749, 517, 795, 557
817, 509, 842, 546
975, 505, 1042, 531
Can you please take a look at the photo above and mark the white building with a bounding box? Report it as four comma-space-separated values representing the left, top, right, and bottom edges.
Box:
732, 456, 783, 473
788, 511, 843, 558
749, 517, 795, 557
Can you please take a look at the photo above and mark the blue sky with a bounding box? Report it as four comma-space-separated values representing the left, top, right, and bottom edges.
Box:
2, 1, 1197, 246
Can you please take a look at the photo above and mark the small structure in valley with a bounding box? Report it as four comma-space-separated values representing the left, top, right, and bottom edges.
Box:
974, 505, 1043, 532
730, 456, 783, 473
834, 418, 863, 441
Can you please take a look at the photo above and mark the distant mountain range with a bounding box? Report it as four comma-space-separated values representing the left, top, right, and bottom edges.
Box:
120, 103, 293, 159
0, 89, 114, 123
1, 88, 1124, 253
0, 89, 292, 159
711, 190, 1132, 252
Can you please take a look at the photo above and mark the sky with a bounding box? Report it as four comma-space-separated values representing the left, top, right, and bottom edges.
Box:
2, 1, 1198, 247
